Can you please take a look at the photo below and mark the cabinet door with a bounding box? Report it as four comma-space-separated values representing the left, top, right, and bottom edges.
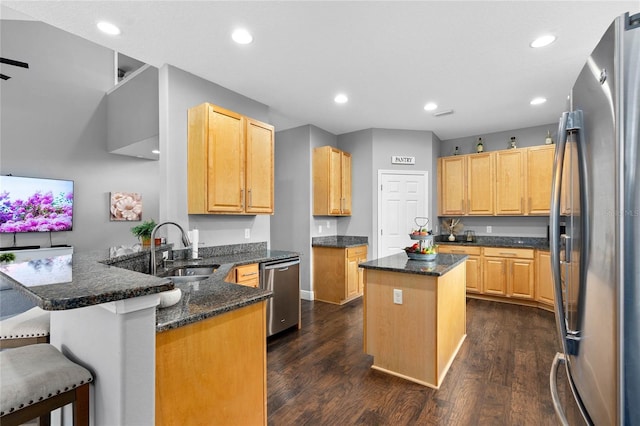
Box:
536, 251, 554, 305
245, 118, 274, 214
438, 156, 466, 215
527, 145, 555, 215
328, 148, 343, 215
357, 254, 366, 295
509, 259, 535, 299
341, 152, 352, 215
346, 254, 359, 299
465, 256, 482, 293
467, 153, 494, 215
207, 106, 245, 213
495, 149, 526, 215
483, 257, 507, 295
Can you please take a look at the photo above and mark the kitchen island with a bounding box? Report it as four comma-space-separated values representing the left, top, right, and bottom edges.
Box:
0, 243, 295, 426
360, 252, 467, 389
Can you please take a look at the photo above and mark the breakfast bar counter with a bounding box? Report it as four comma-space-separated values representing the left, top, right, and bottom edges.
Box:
359, 253, 468, 389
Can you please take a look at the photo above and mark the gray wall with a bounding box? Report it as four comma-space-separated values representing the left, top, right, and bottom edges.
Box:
0, 20, 160, 250
441, 123, 557, 237
272, 125, 313, 296
159, 65, 272, 247
368, 129, 438, 257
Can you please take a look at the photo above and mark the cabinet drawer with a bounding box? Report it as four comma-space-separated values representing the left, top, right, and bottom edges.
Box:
236, 263, 259, 286
346, 245, 367, 258
437, 245, 481, 256
483, 247, 534, 259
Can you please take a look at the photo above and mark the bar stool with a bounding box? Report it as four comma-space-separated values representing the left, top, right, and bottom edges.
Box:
0, 307, 50, 349
0, 343, 93, 426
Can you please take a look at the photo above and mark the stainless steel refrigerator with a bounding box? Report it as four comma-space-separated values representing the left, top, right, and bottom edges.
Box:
549, 11, 639, 426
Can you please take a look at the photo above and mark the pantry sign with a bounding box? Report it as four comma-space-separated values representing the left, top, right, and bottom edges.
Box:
391, 155, 415, 165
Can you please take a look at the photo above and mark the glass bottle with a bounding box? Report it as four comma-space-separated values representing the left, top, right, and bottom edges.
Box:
509, 137, 517, 149
453, 146, 460, 156
476, 138, 484, 153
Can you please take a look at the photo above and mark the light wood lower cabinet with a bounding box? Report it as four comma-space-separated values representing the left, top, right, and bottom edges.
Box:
156, 301, 267, 426
437, 245, 482, 293
482, 247, 535, 300
230, 263, 260, 288
314, 245, 367, 304
536, 250, 554, 308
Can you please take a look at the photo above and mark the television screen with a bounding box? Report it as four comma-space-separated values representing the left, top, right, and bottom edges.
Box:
0, 175, 74, 233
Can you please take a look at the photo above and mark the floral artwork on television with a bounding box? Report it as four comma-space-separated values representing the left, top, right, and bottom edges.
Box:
0, 175, 74, 233
110, 192, 142, 221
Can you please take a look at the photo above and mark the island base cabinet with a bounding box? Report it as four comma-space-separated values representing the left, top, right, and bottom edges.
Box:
156, 302, 267, 426
364, 263, 466, 389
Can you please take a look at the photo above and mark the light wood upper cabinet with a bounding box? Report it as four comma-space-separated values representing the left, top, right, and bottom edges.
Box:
527, 145, 555, 215
467, 153, 495, 215
187, 103, 274, 215
313, 146, 352, 216
495, 148, 527, 215
245, 118, 275, 214
437, 156, 466, 216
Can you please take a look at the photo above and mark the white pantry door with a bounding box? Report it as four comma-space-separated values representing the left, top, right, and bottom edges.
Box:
378, 170, 428, 258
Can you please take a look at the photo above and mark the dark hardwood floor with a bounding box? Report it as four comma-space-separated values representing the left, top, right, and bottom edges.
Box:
267, 297, 581, 425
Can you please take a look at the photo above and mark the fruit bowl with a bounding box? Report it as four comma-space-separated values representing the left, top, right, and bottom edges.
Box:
404, 249, 437, 261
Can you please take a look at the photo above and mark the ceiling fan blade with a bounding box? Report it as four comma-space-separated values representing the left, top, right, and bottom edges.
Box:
0, 74, 10, 80
0, 58, 29, 69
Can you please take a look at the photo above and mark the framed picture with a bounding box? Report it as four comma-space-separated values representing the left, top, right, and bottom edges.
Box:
110, 192, 142, 221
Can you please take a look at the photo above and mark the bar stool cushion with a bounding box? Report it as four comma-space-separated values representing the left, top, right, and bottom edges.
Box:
0, 307, 50, 339
0, 343, 93, 416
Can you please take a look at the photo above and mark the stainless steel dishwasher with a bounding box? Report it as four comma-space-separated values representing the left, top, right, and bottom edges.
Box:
260, 257, 300, 337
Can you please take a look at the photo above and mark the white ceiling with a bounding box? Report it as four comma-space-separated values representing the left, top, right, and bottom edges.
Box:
1, 1, 638, 140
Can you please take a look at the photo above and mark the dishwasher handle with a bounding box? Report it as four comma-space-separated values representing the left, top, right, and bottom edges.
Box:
260, 258, 300, 270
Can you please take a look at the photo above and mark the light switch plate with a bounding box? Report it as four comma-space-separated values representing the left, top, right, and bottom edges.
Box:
393, 289, 403, 304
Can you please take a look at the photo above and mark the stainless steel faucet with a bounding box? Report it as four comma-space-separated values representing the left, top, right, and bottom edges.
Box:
149, 221, 191, 276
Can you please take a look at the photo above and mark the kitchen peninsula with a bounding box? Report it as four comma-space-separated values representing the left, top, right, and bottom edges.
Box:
0, 243, 295, 426
360, 253, 467, 389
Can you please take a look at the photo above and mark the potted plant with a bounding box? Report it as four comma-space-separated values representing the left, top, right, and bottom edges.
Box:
0, 252, 16, 264
131, 219, 157, 247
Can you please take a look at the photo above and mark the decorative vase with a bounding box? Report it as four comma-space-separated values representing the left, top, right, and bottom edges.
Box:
141, 236, 151, 247
448, 233, 455, 241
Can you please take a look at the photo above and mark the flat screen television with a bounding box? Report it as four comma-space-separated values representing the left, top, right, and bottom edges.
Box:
0, 175, 74, 233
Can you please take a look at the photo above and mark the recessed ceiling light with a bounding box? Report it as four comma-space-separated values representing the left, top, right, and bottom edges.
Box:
334, 94, 348, 104
232, 29, 253, 44
97, 21, 121, 36
530, 97, 547, 105
423, 102, 438, 111
530, 35, 556, 48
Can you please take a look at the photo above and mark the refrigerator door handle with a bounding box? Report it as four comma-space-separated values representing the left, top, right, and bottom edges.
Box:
550, 352, 570, 426
551, 111, 571, 356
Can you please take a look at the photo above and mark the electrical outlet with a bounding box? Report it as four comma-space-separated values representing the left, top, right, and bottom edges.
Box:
326, 221, 331, 229
486, 226, 492, 233
393, 289, 403, 305
244, 228, 250, 239
319, 225, 322, 233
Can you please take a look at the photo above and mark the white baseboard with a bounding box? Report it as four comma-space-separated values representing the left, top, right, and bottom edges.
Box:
300, 289, 314, 301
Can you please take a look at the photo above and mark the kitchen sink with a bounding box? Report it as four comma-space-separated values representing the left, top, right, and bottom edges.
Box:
163, 264, 219, 283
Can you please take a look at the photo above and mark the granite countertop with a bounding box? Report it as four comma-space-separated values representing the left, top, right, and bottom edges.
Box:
434, 235, 549, 250
0, 244, 299, 333
154, 249, 298, 332
0, 251, 174, 311
312, 235, 368, 248
359, 253, 467, 277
